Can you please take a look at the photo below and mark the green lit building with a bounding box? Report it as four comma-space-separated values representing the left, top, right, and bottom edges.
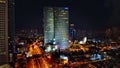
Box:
44, 7, 69, 48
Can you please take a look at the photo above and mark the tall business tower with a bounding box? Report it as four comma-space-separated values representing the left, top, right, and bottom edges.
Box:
0, 0, 8, 65
44, 7, 69, 49
0, 0, 15, 65
44, 7, 54, 44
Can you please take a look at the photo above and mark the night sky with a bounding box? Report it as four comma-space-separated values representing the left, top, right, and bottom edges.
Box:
15, 0, 120, 30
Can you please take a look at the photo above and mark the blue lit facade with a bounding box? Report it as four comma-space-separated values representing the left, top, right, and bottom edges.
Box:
69, 24, 76, 40
44, 7, 69, 49
69, 28, 76, 40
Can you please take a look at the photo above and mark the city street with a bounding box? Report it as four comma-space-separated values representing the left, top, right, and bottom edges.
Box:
15, 41, 50, 68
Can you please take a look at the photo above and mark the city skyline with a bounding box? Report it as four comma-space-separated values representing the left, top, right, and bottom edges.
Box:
15, 0, 120, 30
0, 0, 120, 67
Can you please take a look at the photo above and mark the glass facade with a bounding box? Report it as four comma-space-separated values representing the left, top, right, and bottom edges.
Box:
44, 7, 69, 49
44, 7, 54, 44
54, 7, 69, 48
0, 0, 8, 65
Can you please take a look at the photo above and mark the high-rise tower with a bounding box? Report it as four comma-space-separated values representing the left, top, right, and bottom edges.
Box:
44, 7, 54, 44
44, 7, 69, 49
0, 0, 8, 65
69, 24, 76, 41
0, 0, 15, 65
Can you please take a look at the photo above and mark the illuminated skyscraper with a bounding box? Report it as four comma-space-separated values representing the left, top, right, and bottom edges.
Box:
44, 7, 54, 44
0, 0, 8, 65
44, 7, 69, 48
0, 0, 15, 65
69, 24, 76, 41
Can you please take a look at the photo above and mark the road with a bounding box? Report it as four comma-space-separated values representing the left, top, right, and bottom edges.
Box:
25, 41, 50, 68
